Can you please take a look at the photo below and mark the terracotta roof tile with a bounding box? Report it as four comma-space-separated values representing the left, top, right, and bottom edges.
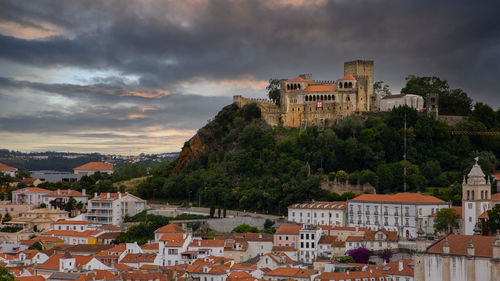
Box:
377, 259, 414, 276
288, 201, 346, 210
265, 267, 317, 278
338, 75, 356, 81
44, 190, 87, 198
0, 163, 18, 172
304, 85, 336, 92
315, 271, 387, 281
54, 220, 91, 225
351, 193, 445, 203
189, 239, 225, 248
160, 233, 187, 247
363, 229, 398, 241
430, 206, 462, 218
74, 162, 113, 171
13, 187, 50, 193
155, 223, 184, 233
286, 76, 307, 82
16, 276, 45, 281
318, 235, 338, 244
346, 236, 363, 242
275, 225, 302, 235
427, 234, 496, 258
271, 246, 297, 252
492, 193, 500, 202
37, 254, 63, 270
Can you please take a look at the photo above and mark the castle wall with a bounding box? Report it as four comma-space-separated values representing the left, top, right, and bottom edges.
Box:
233, 95, 280, 126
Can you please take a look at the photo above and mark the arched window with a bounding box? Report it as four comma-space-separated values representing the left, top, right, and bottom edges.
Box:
328, 95, 331, 101
313, 95, 316, 101
472, 190, 475, 200
321, 95, 324, 100
486, 191, 488, 198
305, 96, 308, 102
339, 83, 343, 88
467, 190, 470, 200
481, 191, 484, 199
287, 84, 290, 90
316, 95, 319, 101
298, 84, 301, 90
344, 82, 348, 88
348, 82, 352, 88
332, 95, 335, 100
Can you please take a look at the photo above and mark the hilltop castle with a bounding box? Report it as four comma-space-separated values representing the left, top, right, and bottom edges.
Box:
234, 60, 374, 128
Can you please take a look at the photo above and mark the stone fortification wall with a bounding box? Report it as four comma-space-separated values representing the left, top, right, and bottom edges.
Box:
438, 115, 466, 127
233, 95, 280, 126
320, 177, 376, 195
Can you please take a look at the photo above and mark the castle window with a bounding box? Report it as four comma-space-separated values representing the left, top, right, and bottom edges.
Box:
298, 84, 301, 90
472, 191, 475, 200
344, 82, 348, 88
339, 83, 343, 88
332, 95, 335, 100
467, 190, 470, 200
305, 96, 308, 102
481, 191, 484, 199
346, 96, 351, 101
313, 96, 316, 101
287, 84, 290, 90
486, 191, 488, 198
348, 82, 353, 88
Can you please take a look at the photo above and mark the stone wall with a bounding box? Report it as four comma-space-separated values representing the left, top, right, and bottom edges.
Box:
233, 95, 280, 126
206, 216, 267, 233
320, 177, 376, 195
438, 115, 466, 127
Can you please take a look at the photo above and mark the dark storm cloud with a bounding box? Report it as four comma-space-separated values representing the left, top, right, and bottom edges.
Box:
1, 0, 500, 153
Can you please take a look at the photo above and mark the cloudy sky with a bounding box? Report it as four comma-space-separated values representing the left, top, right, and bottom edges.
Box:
1, 0, 499, 155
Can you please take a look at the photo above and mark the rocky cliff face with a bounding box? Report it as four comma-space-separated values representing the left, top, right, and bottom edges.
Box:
174, 135, 208, 173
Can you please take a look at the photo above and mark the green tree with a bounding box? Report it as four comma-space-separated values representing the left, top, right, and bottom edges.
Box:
0, 266, 15, 281
373, 81, 390, 95
16, 171, 30, 179
29, 242, 43, 251
232, 224, 259, 233
336, 170, 348, 183
434, 208, 460, 234
266, 79, 281, 104
4, 213, 11, 222
471, 102, 499, 129
487, 204, 500, 234
338, 256, 355, 263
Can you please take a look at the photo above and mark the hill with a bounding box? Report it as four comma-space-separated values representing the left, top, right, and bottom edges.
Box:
136, 102, 500, 213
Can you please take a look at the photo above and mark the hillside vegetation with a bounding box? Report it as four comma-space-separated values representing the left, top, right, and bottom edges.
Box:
136, 99, 500, 213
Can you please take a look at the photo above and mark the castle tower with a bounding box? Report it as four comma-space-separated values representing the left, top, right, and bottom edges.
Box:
344, 60, 374, 111
426, 93, 439, 120
462, 157, 492, 235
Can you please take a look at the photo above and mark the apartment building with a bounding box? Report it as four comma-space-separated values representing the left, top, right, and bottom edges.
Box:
347, 193, 450, 239
12, 187, 51, 206
288, 202, 346, 226
86, 192, 147, 226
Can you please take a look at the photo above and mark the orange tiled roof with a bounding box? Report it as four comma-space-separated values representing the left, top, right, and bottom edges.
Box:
363, 229, 398, 241
189, 239, 225, 248
16, 276, 45, 281
32, 236, 63, 243
318, 235, 338, 244
289, 201, 346, 210
265, 267, 317, 278
121, 253, 157, 263
155, 223, 184, 233
377, 259, 414, 276
92, 192, 131, 201
286, 76, 307, 82
338, 75, 356, 81
95, 244, 126, 258
13, 187, 50, 193
141, 243, 159, 250
351, 193, 445, 203
275, 225, 302, 235
227, 271, 256, 281
44, 190, 87, 198
41, 230, 102, 238
315, 270, 387, 281
427, 234, 496, 258
74, 162, 113, 171
304, 85, 336, 92
37, 254, 63, 270
0, 163, 18, 172
430, 206, 462, 218
492, 193, 500, 201
479, 210, 488, 218
113, 263, 134, 271
346, 236, 363, 242
160, 233, 187, 247
231, 263, 258, 270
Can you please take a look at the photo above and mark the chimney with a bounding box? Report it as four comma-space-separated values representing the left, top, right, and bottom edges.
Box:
106, 193, 110, 199
94, 192, 98, 198
82, 189, 86, 196
57, 189, 61, 195
467, 238, 475, 256
442, 238, 450, 254
67, 189, 70, 194
118, 192, 122, 199
398, 260, 403, 271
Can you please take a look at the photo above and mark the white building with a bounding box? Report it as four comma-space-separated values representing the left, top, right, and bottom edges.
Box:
53, 220, 93, 231
12, 187, 51, 206
0, 163, 18, 177
347, 193, 450, 239
379, 93, 424, 112
299, 224, 322, 263
73, 162, 114, 176
414, 233, 500, 281
462, 159, 492, 235
86, 192, 147, 226
43, 189, 89, 205
158, 233, 192, 266
288, 202, 346, 226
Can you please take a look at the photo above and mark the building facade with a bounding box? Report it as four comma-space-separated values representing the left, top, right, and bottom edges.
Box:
288, 202, 346, 226
299, 225, 322, 264
379, 93, 424, 112
347, 193, 450, 239
73, 162, 114, 176
462, 159, 492, 235
233, 60, 374, 128
86, 192, 147, 225
12, 187, 51, 206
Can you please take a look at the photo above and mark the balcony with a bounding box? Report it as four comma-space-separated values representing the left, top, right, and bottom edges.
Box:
365, 211, 370, 215
404, 213, 410, 217
374, 211, 379, 215
383, 212, 388, 216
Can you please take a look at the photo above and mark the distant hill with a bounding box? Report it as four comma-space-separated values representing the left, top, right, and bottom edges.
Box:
136, 102, 499, 213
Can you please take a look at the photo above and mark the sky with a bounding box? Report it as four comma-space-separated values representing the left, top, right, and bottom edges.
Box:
1, 0, 500, 155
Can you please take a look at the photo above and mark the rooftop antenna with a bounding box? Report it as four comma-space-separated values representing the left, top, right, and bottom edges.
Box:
403, 111, 407, 192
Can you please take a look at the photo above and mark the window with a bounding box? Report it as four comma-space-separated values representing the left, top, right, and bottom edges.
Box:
311, 234, 315, 240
